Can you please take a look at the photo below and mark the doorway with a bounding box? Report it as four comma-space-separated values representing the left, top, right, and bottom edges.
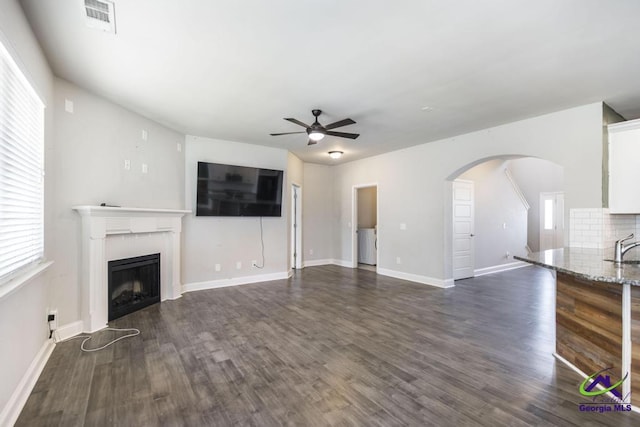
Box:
352, 184, 378, 270
452, 179, 475, 280
291, 184, 302, 269
539, 192, 564, 250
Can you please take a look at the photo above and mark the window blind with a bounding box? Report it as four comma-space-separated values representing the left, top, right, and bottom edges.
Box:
0, 40, 45, 282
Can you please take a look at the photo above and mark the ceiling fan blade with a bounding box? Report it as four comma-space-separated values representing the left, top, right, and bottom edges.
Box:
270, 131, 306, 136
325, 118, 356, 130
307, 139, 317, 145
284, 118, 310, 128
325, 130, 360, 139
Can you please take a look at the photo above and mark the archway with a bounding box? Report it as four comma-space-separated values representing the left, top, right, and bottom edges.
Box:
443, 155, 564, 281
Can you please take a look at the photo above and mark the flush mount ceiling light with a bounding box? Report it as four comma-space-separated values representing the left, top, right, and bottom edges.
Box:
328, 151, 343, 159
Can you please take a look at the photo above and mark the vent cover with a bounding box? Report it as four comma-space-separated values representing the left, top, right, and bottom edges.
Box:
84, 0, 116, 33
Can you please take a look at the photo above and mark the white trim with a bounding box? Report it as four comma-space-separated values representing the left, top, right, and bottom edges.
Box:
72, 205, 191, 216
553, 352, 637, 412
182, 271, 290, 293
0, 339, 55, 427
473, 261, 529, 277
622, 283, 631, 400
331, 259, 353, 268
0, 260, 53, 301
303, 259, 334, 267
56, 320, 84, 342
608, 117, 640, 133
377, 268, 455, 288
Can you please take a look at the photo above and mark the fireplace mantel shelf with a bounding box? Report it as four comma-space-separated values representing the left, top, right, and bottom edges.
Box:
73, 205, 191, 216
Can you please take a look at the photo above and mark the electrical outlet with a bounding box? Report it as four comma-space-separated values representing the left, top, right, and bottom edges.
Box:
64, 99, 74, 113
400, 223, 407, 230
141, 129, 148, 140
309, 249, 314, 255
142, 163, 148, 173
252, 260, 257, 267
177, 142, 182, 152
48, 309, 58, 331
505, 251, 510, 258
396, 257, 402, 264
124, 159, 131, 170
236, 261, 242, 270
215, 264, 221, 272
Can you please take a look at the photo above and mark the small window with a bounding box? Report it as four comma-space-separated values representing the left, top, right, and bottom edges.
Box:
0, 39, 45, 282
544, 199, 554, 230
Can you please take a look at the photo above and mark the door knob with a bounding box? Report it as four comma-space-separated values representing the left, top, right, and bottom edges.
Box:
470, 234, 475, 237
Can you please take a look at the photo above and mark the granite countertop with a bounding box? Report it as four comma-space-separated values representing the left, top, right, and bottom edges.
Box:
514, 247, 640, 286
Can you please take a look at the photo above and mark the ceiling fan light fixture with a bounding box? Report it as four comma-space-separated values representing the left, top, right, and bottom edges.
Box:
308, 131, 325, 142
328, 151, 343, 159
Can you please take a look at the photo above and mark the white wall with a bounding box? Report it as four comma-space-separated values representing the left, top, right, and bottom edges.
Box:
0, 0, 54, 421
357, 186, 377, 229
333, 103, 603, 283
459, 160, 528, 269
51, 78, 185, 327
183, 136, 289, 285
507, 157, 564, 252
302, 164, 334, 263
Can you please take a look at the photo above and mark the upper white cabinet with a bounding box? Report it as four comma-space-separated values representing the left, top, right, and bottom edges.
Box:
609, 118, 640, 213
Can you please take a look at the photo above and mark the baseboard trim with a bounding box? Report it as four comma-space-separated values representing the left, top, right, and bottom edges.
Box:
56, 320, 84, 341
183, 271, 290, 293
302, 259, 333, 267
473, 261, 529, 277
377, 268, 455, 288
553, 352, 638, 412
0, 339, 55, 427
331, 259, 353, 268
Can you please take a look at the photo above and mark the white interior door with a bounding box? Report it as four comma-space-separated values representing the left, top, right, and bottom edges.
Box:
453, 179, 475, 280
539, 192, 564, 250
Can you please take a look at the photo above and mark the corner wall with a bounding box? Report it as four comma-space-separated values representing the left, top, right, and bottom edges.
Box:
0, 0, 54, 423
302, 164, 335, 264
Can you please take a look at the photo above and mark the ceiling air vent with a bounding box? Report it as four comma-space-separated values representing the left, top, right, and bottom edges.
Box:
84, 0, 116, 34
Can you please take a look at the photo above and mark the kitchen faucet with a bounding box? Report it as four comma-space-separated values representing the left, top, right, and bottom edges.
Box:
614, 233, 640, 263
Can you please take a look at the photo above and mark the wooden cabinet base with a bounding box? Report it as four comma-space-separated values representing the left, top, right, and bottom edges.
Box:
556, 273, 625, 397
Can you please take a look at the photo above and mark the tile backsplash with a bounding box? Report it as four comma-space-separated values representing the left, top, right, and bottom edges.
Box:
570, 208, 640, 249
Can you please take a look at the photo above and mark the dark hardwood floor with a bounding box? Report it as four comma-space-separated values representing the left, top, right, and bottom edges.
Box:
17, 265, 640, 426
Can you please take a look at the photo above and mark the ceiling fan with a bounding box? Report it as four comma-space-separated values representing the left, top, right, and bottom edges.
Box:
270, 109, 359, 145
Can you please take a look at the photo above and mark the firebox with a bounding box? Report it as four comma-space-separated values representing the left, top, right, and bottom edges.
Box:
108, 253, 160, 321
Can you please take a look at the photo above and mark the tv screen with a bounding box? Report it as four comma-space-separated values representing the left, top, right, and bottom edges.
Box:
196, 162, 284, 217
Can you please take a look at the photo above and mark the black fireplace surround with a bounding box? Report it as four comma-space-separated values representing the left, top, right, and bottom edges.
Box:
108, 253, 160, 321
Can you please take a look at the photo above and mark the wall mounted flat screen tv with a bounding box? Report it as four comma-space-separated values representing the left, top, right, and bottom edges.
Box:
196, 161, 284, 217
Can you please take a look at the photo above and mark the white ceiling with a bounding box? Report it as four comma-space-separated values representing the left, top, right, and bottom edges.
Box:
19, 0, 640, 164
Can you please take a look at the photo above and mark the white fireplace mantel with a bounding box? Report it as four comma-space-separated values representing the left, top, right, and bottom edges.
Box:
73, 206, 191, 332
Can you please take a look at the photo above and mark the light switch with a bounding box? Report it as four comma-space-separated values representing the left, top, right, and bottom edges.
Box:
142, 163, 148, 173
400, 223, 407, 230
141, 129, 148, 140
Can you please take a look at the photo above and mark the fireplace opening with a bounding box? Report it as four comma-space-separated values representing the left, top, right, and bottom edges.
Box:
108, 253, 160, 321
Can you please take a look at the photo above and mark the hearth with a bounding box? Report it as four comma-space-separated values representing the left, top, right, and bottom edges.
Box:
108, 253, 160, 321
